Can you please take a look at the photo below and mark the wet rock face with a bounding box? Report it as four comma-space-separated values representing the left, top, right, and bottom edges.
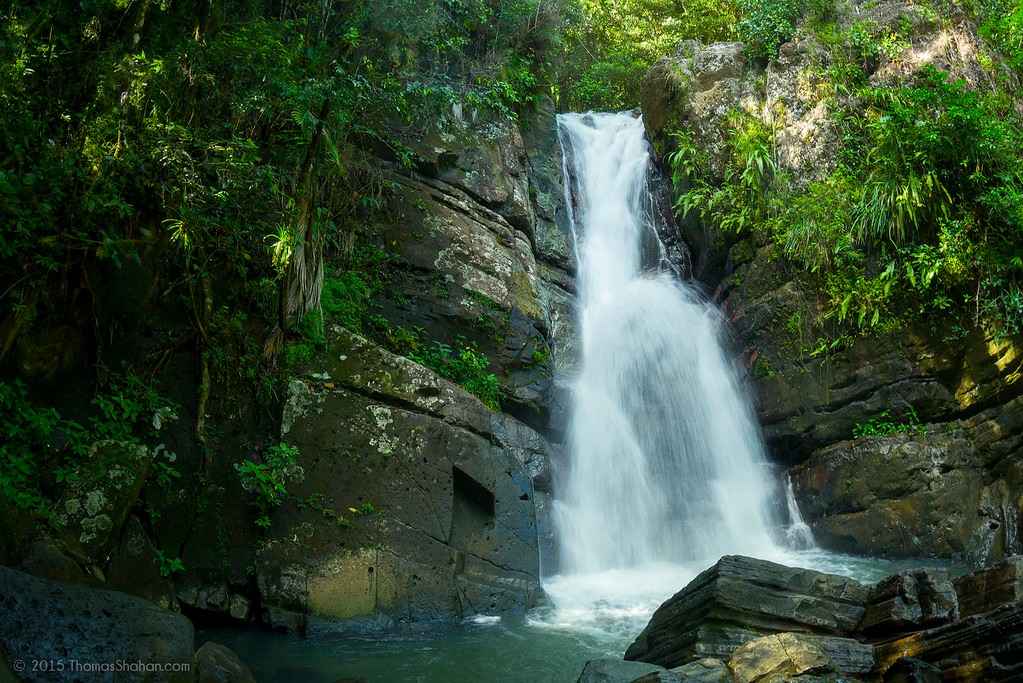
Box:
790, 397, 1023, 563
954, 556, 1023, 618
369, 100, 575, 434
259, 327, 550, 627
0, 566, 194, 682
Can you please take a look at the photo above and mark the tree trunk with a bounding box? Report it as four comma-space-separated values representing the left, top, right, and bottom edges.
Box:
281, 99, 331, 326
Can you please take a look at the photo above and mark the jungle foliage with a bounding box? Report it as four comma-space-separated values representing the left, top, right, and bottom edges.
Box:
3, 0, 1023, 523
670, 13, 1023, 341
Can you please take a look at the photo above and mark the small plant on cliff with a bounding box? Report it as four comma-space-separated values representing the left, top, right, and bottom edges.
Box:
673, 112, 777, 236
852, 407, 924, 439
411, 340, 502, 410
154, 550, 186, 577
235, 442, 304, 530
737, 0, 805, 59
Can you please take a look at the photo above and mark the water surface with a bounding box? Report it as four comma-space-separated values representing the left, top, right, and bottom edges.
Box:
200, 551, 958, 683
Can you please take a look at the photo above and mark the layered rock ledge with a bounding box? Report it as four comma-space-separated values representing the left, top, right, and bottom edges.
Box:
582, 554, 1023, 682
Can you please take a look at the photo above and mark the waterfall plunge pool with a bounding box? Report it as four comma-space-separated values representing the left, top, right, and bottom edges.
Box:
198, 550, 960, 683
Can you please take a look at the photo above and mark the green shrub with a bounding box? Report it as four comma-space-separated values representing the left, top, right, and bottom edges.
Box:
0, 377, 176, 517
411, 341, 501, 410
0, 381, 67, 514
669, 64, 1023, 339
235, 442, 304, 530
737, 0, 804, 59
853, 407, 924, 438
155, 550, 186, 577
672, 112, 777, 235
559, 0, 739, 110
977, 0, 1023, 69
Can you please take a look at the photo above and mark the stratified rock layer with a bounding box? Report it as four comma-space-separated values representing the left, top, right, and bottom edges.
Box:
954, 556, 1023, 618
616, 555, 1023, 683
624, 556, 869, 668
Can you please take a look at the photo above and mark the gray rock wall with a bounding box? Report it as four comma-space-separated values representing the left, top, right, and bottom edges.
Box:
257, 318, 552, 627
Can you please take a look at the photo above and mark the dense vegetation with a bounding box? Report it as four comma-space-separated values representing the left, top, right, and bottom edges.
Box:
1, 0, 1022, 546
0, 0, 747, 526
671, 1, 1023, 341
0, 0, 576, 519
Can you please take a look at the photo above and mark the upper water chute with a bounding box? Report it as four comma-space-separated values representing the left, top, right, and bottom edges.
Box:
553, 112, 782, 573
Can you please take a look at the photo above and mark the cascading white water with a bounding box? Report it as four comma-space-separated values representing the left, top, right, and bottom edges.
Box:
553, 112, 782, 574
784, 474, 816, 550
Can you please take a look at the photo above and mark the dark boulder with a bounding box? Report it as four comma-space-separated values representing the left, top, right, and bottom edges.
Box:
0, 566, 193, 682
576, 658, 666, 683
954, 555, 1023, 618
874, 603, 1023, 680
859, 569, 958, 637
194, 642, 256, 683
624, 556, 869, 668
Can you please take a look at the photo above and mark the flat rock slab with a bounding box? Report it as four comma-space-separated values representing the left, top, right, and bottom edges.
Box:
0, 566, 193, 682
632, 658, 730, 682
576, 658, 666, 683
625, 556, 869, 668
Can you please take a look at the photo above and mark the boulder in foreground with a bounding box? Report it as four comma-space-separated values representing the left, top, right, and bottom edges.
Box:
624, 555, 869, 668
620, 554, 1023, 682
194, 642, 256, 683
0, 565, 193, 682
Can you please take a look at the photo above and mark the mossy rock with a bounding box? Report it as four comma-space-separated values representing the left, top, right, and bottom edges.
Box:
54, 440, 150, 561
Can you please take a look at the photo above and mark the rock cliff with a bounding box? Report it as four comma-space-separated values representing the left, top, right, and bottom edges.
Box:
174, 103, 573, 629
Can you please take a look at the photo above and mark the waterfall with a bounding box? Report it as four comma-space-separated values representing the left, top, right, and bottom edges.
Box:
784, 474, 816, 550
552, 112, 781, 574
